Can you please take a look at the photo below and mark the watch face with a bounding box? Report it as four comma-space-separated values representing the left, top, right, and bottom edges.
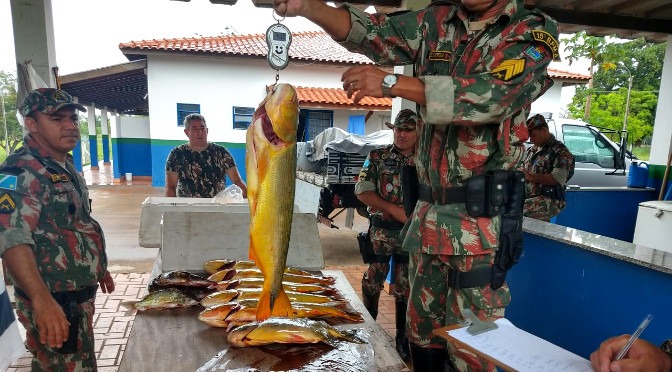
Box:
384, 74, 397, 86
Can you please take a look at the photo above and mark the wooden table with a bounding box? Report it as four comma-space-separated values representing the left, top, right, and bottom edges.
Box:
119, 270, 409, 372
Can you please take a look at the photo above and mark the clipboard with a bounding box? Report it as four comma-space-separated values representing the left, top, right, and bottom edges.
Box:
433, 318, 592, 372
435, 324, 516, 372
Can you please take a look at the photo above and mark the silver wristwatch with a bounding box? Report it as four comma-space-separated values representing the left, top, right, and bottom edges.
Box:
382, 74, 399, 98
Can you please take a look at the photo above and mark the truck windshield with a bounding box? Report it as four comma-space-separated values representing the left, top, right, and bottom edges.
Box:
562, 125, 615, 168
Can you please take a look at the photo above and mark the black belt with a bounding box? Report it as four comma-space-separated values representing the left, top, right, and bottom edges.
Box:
370, 215, 405, 230
448, 267, 492, 289
418, 185, 467, 205
14, 285, 97, 304
393, 252, 409, 264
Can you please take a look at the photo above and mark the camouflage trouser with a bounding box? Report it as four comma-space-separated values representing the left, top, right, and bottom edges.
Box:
523, 195, 566, 222
407, 251, 511, 372
362, 227, 409, 302
15, 293, 98, 372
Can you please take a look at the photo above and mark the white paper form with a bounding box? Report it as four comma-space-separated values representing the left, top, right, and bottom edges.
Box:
447, 319, 592, 372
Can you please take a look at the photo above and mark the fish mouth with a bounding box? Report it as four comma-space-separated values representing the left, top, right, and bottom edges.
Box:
261, 111, 284, 146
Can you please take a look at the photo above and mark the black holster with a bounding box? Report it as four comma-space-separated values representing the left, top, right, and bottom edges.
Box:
357, 231, 373, 264
54, 293, 80, 354
358, 218, 376, 264
14, 286, 96, 354
370, 215, 405, 230
491, 171, 526, 290
401, 165, 419, 218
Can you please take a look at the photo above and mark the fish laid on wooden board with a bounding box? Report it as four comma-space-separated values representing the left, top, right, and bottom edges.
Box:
227, 317, 365, 347
246, 83, 299, 321
153, 270, 215, 287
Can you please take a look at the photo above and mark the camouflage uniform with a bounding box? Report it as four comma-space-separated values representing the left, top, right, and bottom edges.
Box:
340, 0, 558, 369
522, 135, 574, 221
165, 143, 237, 197
662, 339, 672, 357
355, 144, 414, 302
0, 135, 108, 371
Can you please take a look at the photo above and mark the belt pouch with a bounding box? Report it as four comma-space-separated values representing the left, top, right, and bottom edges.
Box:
54, 293, 80, 354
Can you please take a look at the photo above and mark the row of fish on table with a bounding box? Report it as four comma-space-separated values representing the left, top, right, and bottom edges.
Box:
123, 259, 365, 347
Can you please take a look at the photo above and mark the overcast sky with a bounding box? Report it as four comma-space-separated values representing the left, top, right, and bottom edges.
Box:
1, 0, 323, 75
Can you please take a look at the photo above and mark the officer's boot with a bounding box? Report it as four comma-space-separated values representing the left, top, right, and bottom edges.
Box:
395, 301, 411, 362
361, 290, 380, 320
410, 343, 456, 372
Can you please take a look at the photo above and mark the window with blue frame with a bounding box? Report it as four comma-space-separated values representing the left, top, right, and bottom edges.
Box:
177, 103, 200, 127
233, 107, 255, 129
305, 110, 333, 140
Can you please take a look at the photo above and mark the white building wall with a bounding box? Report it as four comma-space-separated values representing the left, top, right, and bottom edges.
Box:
118, 116, 150, 138
531, 82, 563, 119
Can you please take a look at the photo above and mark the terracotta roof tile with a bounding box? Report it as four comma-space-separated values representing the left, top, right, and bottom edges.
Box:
119, 31, 374, 65
547, 67, 591, 81
296, 86, 391, 109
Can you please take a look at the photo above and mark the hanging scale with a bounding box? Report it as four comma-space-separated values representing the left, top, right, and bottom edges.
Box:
266, 11, 292, 84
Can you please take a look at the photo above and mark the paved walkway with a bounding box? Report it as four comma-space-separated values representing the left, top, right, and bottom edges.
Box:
6, 164, 402, 371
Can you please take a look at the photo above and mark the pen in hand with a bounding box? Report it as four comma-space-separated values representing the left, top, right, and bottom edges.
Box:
614, 314, 654, 361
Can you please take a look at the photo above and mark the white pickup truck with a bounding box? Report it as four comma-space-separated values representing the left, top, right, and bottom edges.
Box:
538, 115, 637, 187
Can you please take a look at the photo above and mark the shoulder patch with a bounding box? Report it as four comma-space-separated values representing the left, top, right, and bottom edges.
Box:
524, 44, 546, 62
531, 30, 560, 61
0, 174, 18, 191
429, 51, 452, 62
491, 59, 526, 81
0, 193, 16, 214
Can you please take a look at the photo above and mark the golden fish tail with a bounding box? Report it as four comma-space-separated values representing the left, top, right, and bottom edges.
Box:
256, 283, 293, 321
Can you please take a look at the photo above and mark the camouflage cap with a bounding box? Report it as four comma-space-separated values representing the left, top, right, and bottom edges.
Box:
20, 88, 86, 117
526, 114, 547, 130
385, 109, 418, 130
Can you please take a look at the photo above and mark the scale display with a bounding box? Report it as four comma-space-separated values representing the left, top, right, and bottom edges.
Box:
266, 23, 292, 71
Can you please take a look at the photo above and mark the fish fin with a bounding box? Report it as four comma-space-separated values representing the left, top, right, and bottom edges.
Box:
256, 287, 293, 321
270, 289, 293, 318
121, 300, 139, 310
255, 288, 273, 321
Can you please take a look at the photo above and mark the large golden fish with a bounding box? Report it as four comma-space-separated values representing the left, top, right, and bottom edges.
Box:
227, 317, 365, 347
246, 83, 299, 321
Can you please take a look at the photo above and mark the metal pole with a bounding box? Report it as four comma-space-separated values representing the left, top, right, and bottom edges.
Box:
1, 90, 8, 154
623, 73, 633, 132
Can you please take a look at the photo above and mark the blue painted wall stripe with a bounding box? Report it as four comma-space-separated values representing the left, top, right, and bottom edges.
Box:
73, 141, 82, 171
102, 134, 110, 163
88, 134, 98, 167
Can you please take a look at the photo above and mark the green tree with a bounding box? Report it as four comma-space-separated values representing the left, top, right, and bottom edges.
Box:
565, 35, 664, 147
0, 71, 24, 154
563, 31, 612, 121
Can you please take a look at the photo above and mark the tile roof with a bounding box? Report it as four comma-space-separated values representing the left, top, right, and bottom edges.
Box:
296, 86, 391, 109
547, 67, 591, 81
119, 31, 374, 65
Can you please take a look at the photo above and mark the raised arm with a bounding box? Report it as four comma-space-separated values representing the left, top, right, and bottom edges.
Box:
274, 0, 352, 41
